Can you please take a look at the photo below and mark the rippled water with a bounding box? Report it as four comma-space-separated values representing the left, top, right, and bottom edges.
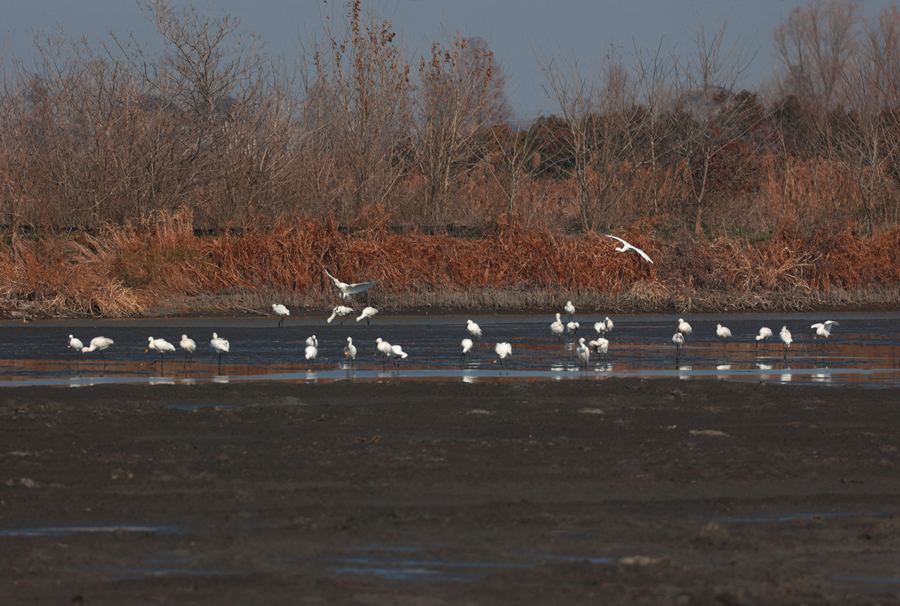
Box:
0, 311, 897, 387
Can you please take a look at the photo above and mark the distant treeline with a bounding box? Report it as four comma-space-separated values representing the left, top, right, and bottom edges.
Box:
1, 0, 899, 238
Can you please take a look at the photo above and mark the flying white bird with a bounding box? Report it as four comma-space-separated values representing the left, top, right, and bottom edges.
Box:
755, 327, 773, 350
324, 269, 378, 301
677, 318, 692, 336
344, 337, 357, 367
146, 337, 176, 362
779, 326, 792, 358
327, 305, 354, 324
460, 338, 474, 363
716, 324, 733, 346
180, 334, 197, 360
82, 336, 114, 363
589, 337, 609, 357
575, 337, 590, 368
564, 300, 575, 321
271, 303, 290, 327
550, 313, 565, 339
672, 332, 685, 356
356, 306, 378, 325
466, 319, 482, 340
494, 342, 512, 367
811, 320, 839, 340
211, 332, 230, 367
605, 234, 653, 263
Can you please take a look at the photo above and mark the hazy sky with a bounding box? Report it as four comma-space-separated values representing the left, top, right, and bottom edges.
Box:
3, 0, 897, 118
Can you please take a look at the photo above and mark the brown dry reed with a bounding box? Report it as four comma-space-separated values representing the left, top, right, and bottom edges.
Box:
2, 210, 900, 318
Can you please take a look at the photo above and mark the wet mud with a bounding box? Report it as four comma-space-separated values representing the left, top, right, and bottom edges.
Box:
1, 378, 899, 604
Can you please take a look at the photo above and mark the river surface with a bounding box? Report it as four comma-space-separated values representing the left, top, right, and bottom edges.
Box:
0, 311, 897, 387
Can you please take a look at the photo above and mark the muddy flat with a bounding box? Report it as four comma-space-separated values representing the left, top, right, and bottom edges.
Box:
1, 378, 899, 604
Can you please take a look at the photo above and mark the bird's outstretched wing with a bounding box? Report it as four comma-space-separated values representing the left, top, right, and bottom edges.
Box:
605, 234, 653, 263
324, 269, 378, 294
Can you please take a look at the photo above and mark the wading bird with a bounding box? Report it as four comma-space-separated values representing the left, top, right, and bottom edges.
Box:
716, 324, 733, 347
356, 306, 378, 325
605, 234, 653, 263
211, 333, 230, 369
566, 321, 580, 339
271, 303, 290, 328
180, 334, 196, 362
305, 342, 318, 368
812, 320, 840, 352
146, 337, 176, 363
672, 332, 685, 358
564, 300, 575, 321
466, 319, 482, 340
344, 337, 357, 368
494, 342, 512, 367
82, 336, 114, 364
460, 338, 474, 363
305, 335, 318, 348
324, 269, 378, 301
779, 326, 792, 358
327, 305, 354, 324
375, 338, 392, 365
67, 335, 84, 359
550, 313, 565, 339
755, 327, 773, 351
575, 337, 590, 369
589, 337, 609, 357
677, 318, 693, 336
390, 343, 408, 367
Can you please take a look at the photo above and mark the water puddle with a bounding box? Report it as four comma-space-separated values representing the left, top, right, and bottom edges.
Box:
1, 311, 899, 387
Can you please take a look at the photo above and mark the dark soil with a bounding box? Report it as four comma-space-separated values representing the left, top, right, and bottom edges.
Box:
1, 378, 899, 605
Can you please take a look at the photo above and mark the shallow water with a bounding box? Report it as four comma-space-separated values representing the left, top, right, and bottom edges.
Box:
0, 311, 897, 387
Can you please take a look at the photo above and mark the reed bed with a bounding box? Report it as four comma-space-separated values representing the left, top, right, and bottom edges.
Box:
2, 211, 900, 318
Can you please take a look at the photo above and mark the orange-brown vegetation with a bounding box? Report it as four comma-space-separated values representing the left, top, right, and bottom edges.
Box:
2, 210, 899, 318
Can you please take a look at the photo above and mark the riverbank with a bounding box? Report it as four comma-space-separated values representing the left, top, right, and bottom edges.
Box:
1, 378, 899, 604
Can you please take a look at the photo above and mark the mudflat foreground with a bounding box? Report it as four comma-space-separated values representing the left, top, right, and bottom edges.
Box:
1, 378, 899, 605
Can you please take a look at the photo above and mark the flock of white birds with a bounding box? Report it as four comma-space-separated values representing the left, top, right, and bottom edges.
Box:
62, 248, 843, 372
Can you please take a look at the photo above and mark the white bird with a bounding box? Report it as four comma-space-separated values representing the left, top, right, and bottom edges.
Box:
356, 306, 379, 324
390, 344, 408, 366
82, 336, 114, 362
344, 337, 357, 366
755, 327, 773, 350
602, 317, 614, 334
716, 324, 733, 346
305, 335, 318, 348
67, 335, 84, 357
605, 234, 653, 263
589, 337, 609, 357
211, 332, 230, 367
811, 320, 839, 340
375, 338, 393, 364
324, 269, 378, 301
564, 300, 575, 321
677, 318, 692, 336
327, 305, 354, 324
180, 334, 196, 360
550, 313, 565, 339
575, 337, 590, 368
271, 303, 290, 328
146, 336, 176, 362
466, 319, 482, 340
779, 326, 792, 358
672, 332, 685, 356
494, 342, 512, 367
305, 342, 318, 367
460, 338, 474, 363
566, 321, 580, 338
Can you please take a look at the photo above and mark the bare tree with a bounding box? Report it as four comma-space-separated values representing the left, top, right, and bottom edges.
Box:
412, 33, 506, 226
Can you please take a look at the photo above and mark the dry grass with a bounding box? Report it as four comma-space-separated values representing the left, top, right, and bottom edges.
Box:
3, 210, 900, 317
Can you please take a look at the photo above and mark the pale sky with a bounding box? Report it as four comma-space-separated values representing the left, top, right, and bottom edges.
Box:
3, 0, 897, 118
